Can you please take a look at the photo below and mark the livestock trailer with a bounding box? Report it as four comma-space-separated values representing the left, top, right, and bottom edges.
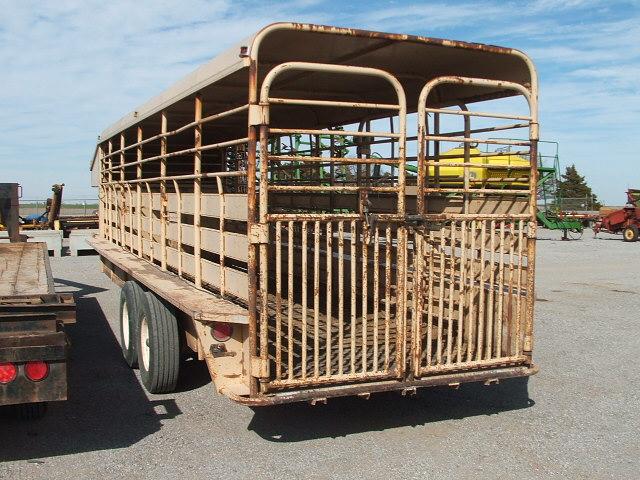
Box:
90, 23, 539, 405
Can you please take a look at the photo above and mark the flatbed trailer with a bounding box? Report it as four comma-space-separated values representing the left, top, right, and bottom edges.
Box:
0, 242, 75, 417
90, 22, 539, 406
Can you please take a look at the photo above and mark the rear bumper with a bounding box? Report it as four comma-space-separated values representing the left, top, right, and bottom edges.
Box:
0, 334, 68, 406
223, 364, 538, 406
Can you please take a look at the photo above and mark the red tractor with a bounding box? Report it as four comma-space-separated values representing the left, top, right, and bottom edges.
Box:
594, 189, 640, 242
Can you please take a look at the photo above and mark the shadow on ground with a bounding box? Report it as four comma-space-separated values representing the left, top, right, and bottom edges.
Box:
248, 377, 534, 442
0, 277, 536, 455
0, 279, 182, 462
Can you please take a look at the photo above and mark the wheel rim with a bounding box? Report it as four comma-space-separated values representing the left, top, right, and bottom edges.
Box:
625, 229, 634, 240
140, 315, 150, 370
121, 300, 130, 349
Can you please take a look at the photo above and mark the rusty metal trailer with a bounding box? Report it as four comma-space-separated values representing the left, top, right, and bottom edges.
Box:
90, 23, 539, 406
0, 242, 75, 417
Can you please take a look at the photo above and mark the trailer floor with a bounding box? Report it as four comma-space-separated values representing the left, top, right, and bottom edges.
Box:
1, 230, 638, 479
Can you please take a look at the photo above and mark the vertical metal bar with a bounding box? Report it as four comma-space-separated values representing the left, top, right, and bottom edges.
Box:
216, 177, 226, 297
258, 124, 270, 388
361, 224, 368, 373
446, 223, 456, 364
119, 133, 126, 247
160, 111, 168, 271
525, 138, 539, 355
477, 221, 486, 361
426, 229, 434, 367
107, 140, 113, 243
313, 220, 320, 379
434, 113, 440, 188
127, 185, 133, 251
461, 104, 471, 214
496, 221, 505, 357
384, 225, 392, 371
397, 93, 407, 219
136, 126, 143, 258
486, 219, 496, 359
396, 226, 406, 377
275, 221, 282, 380
507, 223, 515, 356
436, 226, 445, 364
338, 221, 345, 375
247, 61, 259, 397
516, 220, 524, 356
389, 117, 396, 183
373, 225, 380, 372
412, 230, 422, 375
98, 145, 105, 238
467, 220, 476, 362
172, 180, 183, 277
287, 221, 294, 380
193, 95, 202, 288
457, 220, 466, 363
145, 182, 153, 264
301, 220, 308, 380
326, 221, 333, 376
350, 220, 356, 374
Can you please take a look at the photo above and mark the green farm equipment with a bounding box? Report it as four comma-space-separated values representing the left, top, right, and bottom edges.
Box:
535, 141, 584, 240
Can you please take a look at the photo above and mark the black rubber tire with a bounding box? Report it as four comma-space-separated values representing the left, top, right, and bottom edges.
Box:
623, 225, 638, 242
119, 281, 146, 368
18, 402, 47, 420
137, 291, 180, 394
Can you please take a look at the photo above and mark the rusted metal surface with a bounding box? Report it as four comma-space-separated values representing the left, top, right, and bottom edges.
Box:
93, 23, 539, 405
223, 365, 538, 406
0, 183, 21, 243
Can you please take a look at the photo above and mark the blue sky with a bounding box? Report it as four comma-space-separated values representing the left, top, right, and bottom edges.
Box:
1, 0, 638, 204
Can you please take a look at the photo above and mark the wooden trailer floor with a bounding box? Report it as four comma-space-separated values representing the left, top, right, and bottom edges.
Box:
0, 243, 54, 296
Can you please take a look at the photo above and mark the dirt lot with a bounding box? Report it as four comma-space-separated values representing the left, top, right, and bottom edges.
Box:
1, 230, 638, 479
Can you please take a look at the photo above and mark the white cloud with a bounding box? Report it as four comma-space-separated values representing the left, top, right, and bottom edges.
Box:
0, 0, 638, 203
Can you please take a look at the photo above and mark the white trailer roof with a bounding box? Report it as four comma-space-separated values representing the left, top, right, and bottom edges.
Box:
91, 23, 536, 170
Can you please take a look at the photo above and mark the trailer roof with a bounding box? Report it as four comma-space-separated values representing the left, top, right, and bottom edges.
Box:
92, 22, 536, 169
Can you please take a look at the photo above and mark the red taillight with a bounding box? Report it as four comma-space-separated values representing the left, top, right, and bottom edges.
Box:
212, 322, 233, 342
0, 363, 17, 384
25, 361, 49, 382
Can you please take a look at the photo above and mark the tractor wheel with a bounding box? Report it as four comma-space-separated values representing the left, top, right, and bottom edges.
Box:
623, 225, 639, 242
568, 228, 583, 240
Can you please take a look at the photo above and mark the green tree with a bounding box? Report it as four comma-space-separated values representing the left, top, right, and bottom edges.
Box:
557, 164, 601, 209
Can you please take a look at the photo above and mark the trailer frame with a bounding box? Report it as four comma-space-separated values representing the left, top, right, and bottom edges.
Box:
91, 22, 539, 405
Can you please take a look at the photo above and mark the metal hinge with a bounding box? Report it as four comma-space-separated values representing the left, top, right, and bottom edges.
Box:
249, 224, 269, 244
250, 356, 268, 378
248, 104, 269, 126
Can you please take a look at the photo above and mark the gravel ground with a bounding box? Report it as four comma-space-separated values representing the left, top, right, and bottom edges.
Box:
1, 230, 639, 479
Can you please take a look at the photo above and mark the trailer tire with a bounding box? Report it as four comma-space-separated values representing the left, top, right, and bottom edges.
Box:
137, 291, 180, 394
623, 225, 638, 242
17, 402, 47, 420
119, 281, 146, 368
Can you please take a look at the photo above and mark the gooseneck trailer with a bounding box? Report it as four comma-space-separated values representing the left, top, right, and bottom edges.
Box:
90, 23, 539, 405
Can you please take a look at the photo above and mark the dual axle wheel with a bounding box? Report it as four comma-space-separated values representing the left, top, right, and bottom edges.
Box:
119, 281, 180, 393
